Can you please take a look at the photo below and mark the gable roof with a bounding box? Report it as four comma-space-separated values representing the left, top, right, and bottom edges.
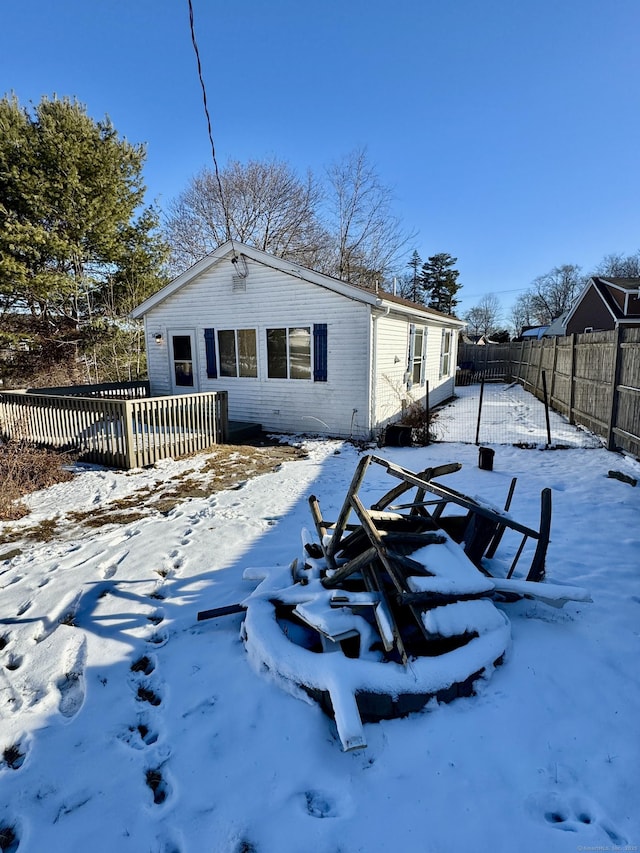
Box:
565, 276, 640, 328
132, 241, 464, 328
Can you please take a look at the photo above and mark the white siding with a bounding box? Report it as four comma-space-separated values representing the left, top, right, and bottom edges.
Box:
372, 313, 458, 428
145, 257, 372, 438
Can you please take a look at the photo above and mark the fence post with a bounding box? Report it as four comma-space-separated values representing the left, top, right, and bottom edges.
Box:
607, 327, 623, 451
550, 336, 558, 405
534, 341, 544, 398
475, 378, 485, 446
123, 399, 136, 469
541, 370, 552, 446
568, 334, 577, 424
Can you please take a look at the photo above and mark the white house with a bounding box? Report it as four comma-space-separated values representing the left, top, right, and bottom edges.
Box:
132, 242, 464, 440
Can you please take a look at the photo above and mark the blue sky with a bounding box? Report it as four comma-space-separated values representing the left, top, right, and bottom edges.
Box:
2, 0, 639, 320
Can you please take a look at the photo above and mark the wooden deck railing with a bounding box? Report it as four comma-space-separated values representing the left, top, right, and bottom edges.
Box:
25, 380, 151, 400
0, 389, 229, 469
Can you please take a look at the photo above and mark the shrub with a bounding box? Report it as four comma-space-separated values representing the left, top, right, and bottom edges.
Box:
0, 440, 74, 520
399, 400, 437, 446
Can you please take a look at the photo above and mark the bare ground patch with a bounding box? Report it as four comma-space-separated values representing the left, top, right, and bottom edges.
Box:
1, 441, 309, 542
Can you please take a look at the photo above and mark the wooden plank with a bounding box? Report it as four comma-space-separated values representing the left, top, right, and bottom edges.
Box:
197, 603, 246, 621
485, 477, 517, 558
350, 494, 433, 648
525, 488, 552, 582
325, 454, 372, 560
373, 457, 541, 539
308, 495, 331, 563
321, 547, 378, 588
363, 559, 406, 659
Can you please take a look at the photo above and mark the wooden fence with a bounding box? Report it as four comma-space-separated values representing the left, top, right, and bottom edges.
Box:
458, 327, 640, 458
0, 388, 229, 469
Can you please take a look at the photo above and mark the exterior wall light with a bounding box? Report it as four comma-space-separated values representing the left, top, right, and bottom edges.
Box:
154, 332, 163, 344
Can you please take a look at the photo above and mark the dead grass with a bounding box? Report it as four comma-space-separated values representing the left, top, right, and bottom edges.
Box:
58, 441, 309, 531
0, 518, 60, 545
0, 439, 74, 521
0, 439, 309, 544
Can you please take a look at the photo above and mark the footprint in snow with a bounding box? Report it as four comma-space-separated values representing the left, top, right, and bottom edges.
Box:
136, 683, 163, 707
16, 600, 31, 617
56, 636, 87, 719
5, 654, 22, 672
118, 718, 159, 750
530, 791, 627, 845
145, 765, 171, 805
2, 741, 26, 770
301, 790, 340, 819
131, 654, 156, 676
0, 820, 20, 853
100, 549, 129, 580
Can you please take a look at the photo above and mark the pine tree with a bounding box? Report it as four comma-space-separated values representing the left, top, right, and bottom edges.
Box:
0, 94, 167, 328
406, 250, 422, 302
420, 253, 462, 315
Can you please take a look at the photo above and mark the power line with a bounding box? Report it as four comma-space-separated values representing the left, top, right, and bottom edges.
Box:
187, 0, 232, 246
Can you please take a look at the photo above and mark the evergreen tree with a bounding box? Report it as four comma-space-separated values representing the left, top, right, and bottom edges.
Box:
0, 94, 167, 328
420, 253, 462, 314
406, 250, 422, 302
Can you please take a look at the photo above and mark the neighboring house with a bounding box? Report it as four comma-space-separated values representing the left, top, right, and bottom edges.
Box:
460, 333, 495, 346
542, 311, 570, 337
520, 325, 549, 340
564, 277, 640, 334
131, 241, 464, 439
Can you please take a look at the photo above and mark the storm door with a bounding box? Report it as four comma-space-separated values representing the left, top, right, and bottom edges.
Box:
169, 330, 199, 393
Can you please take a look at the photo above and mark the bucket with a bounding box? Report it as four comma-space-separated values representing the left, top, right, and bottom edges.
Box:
478, 446, 495, 471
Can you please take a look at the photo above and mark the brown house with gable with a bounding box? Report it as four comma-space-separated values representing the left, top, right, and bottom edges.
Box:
565, 277, 640, 335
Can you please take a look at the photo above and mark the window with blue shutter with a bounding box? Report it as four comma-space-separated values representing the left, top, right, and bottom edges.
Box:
204, 328, 217, 378
313, 323, 328, 382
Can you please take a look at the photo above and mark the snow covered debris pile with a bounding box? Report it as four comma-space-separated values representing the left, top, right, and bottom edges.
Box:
201, 454, 591, 751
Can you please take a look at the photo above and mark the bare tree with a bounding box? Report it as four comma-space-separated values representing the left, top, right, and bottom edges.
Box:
510, 292, 536, 337
528, 264, 584, 324
163, 158, 329, 273
592, 251, 640, 278
324, 147, 413, 289
464, 294, 502, 337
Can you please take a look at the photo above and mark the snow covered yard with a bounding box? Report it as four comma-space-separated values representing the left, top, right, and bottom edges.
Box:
0, 386, 639, 853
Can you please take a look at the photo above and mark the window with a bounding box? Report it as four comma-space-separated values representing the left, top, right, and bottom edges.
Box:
407, 324, 426, 387
217, 329, 257, 378
267, 327, 311, 379
440, 329, 452, 377
412, 327, 426, 385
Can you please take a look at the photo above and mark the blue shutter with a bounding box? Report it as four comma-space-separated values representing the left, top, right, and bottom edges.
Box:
204, 328, 217, 378
313, 323, 328, 382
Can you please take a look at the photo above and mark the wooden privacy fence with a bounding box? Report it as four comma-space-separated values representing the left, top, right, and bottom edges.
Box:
0, 389, 229, 469
458, 327, 640, 458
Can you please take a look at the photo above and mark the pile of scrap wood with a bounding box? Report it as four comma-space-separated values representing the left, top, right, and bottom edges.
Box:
199, 454, 592, 751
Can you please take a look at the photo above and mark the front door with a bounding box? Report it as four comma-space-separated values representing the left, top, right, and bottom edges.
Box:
169, 330, 199, 393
